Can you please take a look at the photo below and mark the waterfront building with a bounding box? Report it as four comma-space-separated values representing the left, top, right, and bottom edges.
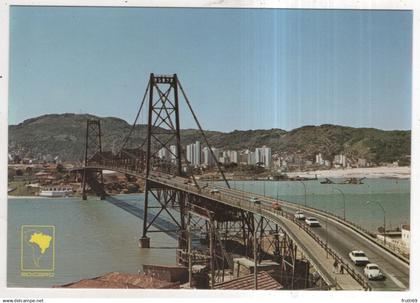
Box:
333, 154, 347, 167
315, 153, 324, 165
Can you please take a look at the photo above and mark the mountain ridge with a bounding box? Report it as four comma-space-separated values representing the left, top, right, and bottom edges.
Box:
8, 113, 411, 164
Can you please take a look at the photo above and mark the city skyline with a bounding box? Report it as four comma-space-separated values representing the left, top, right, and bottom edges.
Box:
9, 7, 412, 131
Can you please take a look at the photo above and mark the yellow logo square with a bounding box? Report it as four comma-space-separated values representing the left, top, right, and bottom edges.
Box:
20, 225, 55, 277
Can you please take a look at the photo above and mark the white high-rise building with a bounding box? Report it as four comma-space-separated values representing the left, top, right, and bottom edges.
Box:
212, 148, 220, 163
158, 147, 170, 160
186, 141, 201, 167
169, 145, 177, 163
203, 147, 216, 167
226, 150, 238, 164
264, 147, 272, 167
255, 146, 271, 167
186, 145, 193, 164
194, 141, 201, 166
248, 151, 256, 165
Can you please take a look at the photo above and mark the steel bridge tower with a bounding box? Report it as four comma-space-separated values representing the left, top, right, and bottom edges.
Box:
140, 73, 185, 248
81, 119, 106, 200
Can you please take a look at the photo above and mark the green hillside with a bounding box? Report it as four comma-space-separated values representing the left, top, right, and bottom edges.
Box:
8, 114, 411, 164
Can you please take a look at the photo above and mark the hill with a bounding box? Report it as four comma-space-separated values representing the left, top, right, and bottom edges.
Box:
8, 113, 411, 164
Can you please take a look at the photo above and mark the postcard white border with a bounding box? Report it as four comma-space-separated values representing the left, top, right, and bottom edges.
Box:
0, 1, 419, 302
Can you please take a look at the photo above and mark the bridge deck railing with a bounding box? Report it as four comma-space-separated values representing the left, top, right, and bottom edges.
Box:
285, 213, 372, 291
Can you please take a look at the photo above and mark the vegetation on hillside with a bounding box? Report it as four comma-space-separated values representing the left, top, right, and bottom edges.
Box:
8, 114, 411, 165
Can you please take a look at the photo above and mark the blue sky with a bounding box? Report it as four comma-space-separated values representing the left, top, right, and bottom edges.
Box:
9, 7, 412, 131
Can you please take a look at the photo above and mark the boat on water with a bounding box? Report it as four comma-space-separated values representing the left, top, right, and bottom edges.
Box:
39, 186, 74, 197
320, 177, 366, 185
320, 178, 334, 184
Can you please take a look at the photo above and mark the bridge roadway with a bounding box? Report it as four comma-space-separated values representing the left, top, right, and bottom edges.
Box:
209, 185, 409, 291
81, 166, 408, 290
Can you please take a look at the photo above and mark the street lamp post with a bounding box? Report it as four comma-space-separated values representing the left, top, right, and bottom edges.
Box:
333, 187, 346, 220
325, 217, 329, 258
263, 181, 266, 197
299, 180, 307, 207
366, 200, 387, 245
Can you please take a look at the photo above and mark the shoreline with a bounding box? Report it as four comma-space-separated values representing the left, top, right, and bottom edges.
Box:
285, 166, 410, 180
8, 195, 43, 199
8, 167, 410, 199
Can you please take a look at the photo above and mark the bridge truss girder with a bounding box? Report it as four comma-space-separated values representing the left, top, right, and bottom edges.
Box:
139, 185, 311, 289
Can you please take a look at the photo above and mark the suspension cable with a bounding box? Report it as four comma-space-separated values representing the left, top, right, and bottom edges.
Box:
176, 77, 231, 189
119, 79, 150, 152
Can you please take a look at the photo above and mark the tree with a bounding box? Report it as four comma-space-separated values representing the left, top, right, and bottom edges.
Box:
25, 167, 33, 175
56, 163, 65, 173
8, 168, 16, 180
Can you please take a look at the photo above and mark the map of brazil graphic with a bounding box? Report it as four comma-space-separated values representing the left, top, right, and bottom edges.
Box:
21, 225, 55, 277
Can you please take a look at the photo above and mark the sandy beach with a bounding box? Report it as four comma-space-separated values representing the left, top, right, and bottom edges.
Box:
287, 166, 410, 179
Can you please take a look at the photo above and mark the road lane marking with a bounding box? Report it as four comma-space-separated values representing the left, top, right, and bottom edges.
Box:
386, 273, 406, 289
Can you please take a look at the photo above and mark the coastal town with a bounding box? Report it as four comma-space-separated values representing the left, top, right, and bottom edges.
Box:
8, 138, 410, 201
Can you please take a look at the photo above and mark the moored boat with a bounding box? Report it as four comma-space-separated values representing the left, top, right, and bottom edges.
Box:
39, 186, 73, 197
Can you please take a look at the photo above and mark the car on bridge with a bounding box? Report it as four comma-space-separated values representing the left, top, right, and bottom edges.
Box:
349, 250, 369, 266
364, 263, 384, 280
305, 217, 321, 227
210, 188, 220, 194
294, 211, 305, 220
249, 197, 261, 204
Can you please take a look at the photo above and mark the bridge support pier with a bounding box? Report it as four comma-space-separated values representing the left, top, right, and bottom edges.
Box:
80, 168, 106, 200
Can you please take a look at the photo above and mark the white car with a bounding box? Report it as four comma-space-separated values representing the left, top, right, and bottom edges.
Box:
349, 250, 369, 266
210, 188, 220, 194
294, 211, 306, 220
305, 217, 321, 227
249, 197, 261, 204
364, 263, 384, 280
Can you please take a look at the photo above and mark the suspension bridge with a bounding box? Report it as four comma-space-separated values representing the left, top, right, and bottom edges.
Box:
72, 73, 409, 291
